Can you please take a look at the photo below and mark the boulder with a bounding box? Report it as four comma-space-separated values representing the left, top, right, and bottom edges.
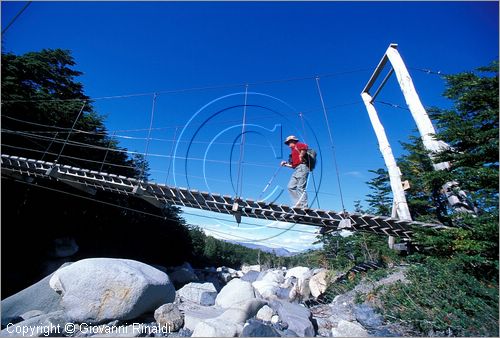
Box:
49, 258, 175, 324
190, 299, 264, 337
256, 305, 274, 322
270, 300, 315, 337
217, 299, 265, 324
178, 282, 217, 306
252, 280, 279, 299
1, 263, 69, 327
331, 320, 369, 337
191, 319, 240, 337
154, 303, 184, 332
285, 266, 311, 280
353, 303, 383, 329
241, 321, 281, 337
241, 270, 260, 283
49, 237, 79, 258
309, 269, 329, 298
215, 279, 255, 308
0, 311, 69, 337
169, 262, 198, 288
178, 302, 224, 331
241, 264, 261, 274
20, 310, 45, 321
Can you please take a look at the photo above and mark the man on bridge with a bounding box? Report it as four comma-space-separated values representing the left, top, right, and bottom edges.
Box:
280, 135, 309, 208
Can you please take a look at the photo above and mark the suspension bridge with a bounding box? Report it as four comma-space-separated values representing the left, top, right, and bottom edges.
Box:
2, 44, 460, 248
1, 154, 446, 240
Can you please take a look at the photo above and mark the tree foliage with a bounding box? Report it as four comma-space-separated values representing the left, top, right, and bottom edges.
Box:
1, 49, 140, 178
1, 49, 192, 297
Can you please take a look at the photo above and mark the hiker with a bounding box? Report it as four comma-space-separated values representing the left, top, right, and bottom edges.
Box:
280, 135, 309, 208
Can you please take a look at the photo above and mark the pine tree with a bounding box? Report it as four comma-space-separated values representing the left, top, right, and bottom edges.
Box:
365, 169, 392, 216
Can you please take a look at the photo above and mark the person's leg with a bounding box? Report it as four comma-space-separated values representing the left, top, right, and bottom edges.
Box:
295, 165, 309, 208
287, 172, 299, 206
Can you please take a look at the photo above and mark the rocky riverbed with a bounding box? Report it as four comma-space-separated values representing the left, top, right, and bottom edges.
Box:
1, 258, 409, 337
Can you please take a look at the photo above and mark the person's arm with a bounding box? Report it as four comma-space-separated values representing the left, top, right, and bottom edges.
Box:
280, 160, 292, 168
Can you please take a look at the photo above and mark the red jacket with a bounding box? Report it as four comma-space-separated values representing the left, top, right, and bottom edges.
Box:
290, 142, 308, 168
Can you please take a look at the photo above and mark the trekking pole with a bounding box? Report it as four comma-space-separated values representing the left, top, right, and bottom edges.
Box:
258, 165, 283, 201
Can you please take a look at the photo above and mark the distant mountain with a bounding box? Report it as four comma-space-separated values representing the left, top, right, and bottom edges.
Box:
225, 240, 298, 257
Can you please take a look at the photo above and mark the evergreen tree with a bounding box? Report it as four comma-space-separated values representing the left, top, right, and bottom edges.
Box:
365, 169, 392, 216
1, 49, 138, 177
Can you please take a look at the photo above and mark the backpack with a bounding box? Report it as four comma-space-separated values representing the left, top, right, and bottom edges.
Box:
304, 148, 317, 170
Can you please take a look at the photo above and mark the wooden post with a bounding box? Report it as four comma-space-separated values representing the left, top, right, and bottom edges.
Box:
361, 92, 413, 232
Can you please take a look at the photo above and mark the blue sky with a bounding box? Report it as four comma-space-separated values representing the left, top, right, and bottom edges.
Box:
2, 1, 498, 252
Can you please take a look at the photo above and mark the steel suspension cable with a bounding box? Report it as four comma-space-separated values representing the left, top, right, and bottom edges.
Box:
235, 84, 249, 198
298, 111, 321, 209
139, 93, 157, 181
315, 77, 346, 213
54, 101, 87, 164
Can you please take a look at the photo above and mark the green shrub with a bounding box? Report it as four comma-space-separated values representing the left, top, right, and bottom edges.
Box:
377, 258, 498, 336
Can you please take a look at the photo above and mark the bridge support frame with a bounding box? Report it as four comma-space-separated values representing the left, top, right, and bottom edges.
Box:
361, 44, 475, 249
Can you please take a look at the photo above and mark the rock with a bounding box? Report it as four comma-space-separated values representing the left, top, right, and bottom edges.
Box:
284, 328, 300, 336
154, 303, 184, 332
178, 282, 217, 306
49, 258, 175, 324
354, 303, 383, 329
20, 310, 44, 321
270, 300, 315, 337
241, 321, 281, 337
285, 267, 310, 280
217, 299, 265, 324
0, 311, 69, 337
309, 269, 329, 298
215, 279, 255, 308
256, 305, 274, 322
1, 263, 68, 327
241, 265, 261, 274
252, 280, 279, 299
241, 270, 260, 283
169, 263, 198, 288
285, 267, 312, 301
271, 315, 280, 324
178, 302, 224, 331
49, 237, 79, 258
331, 320, 369, 337
191, 319, 240, 337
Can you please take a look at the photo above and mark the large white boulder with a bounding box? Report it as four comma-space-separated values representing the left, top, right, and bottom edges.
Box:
285, 266, 311, 280
309, 269, 329, 298
215, 278, 255, 308
178, 282, 217, 306
49, 258, 175, 324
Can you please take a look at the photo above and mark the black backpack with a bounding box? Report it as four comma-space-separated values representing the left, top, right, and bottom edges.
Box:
304, 148, 317, 170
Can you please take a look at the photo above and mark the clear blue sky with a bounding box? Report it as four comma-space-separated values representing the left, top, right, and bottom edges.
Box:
2, 1, 498, 251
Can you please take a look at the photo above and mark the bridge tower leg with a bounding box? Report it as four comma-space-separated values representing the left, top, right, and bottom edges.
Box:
361, 44, 476, 245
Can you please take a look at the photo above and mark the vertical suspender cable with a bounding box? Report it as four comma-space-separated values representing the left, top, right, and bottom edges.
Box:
54, 100, 87, 164
165, 126, 179, 185
139, 93, 157, 181
236, 84, 249, 198
298, 111, 321, 209
41, 131, 58, 161
99, 130, 116, 172
315, 77, 346, 213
